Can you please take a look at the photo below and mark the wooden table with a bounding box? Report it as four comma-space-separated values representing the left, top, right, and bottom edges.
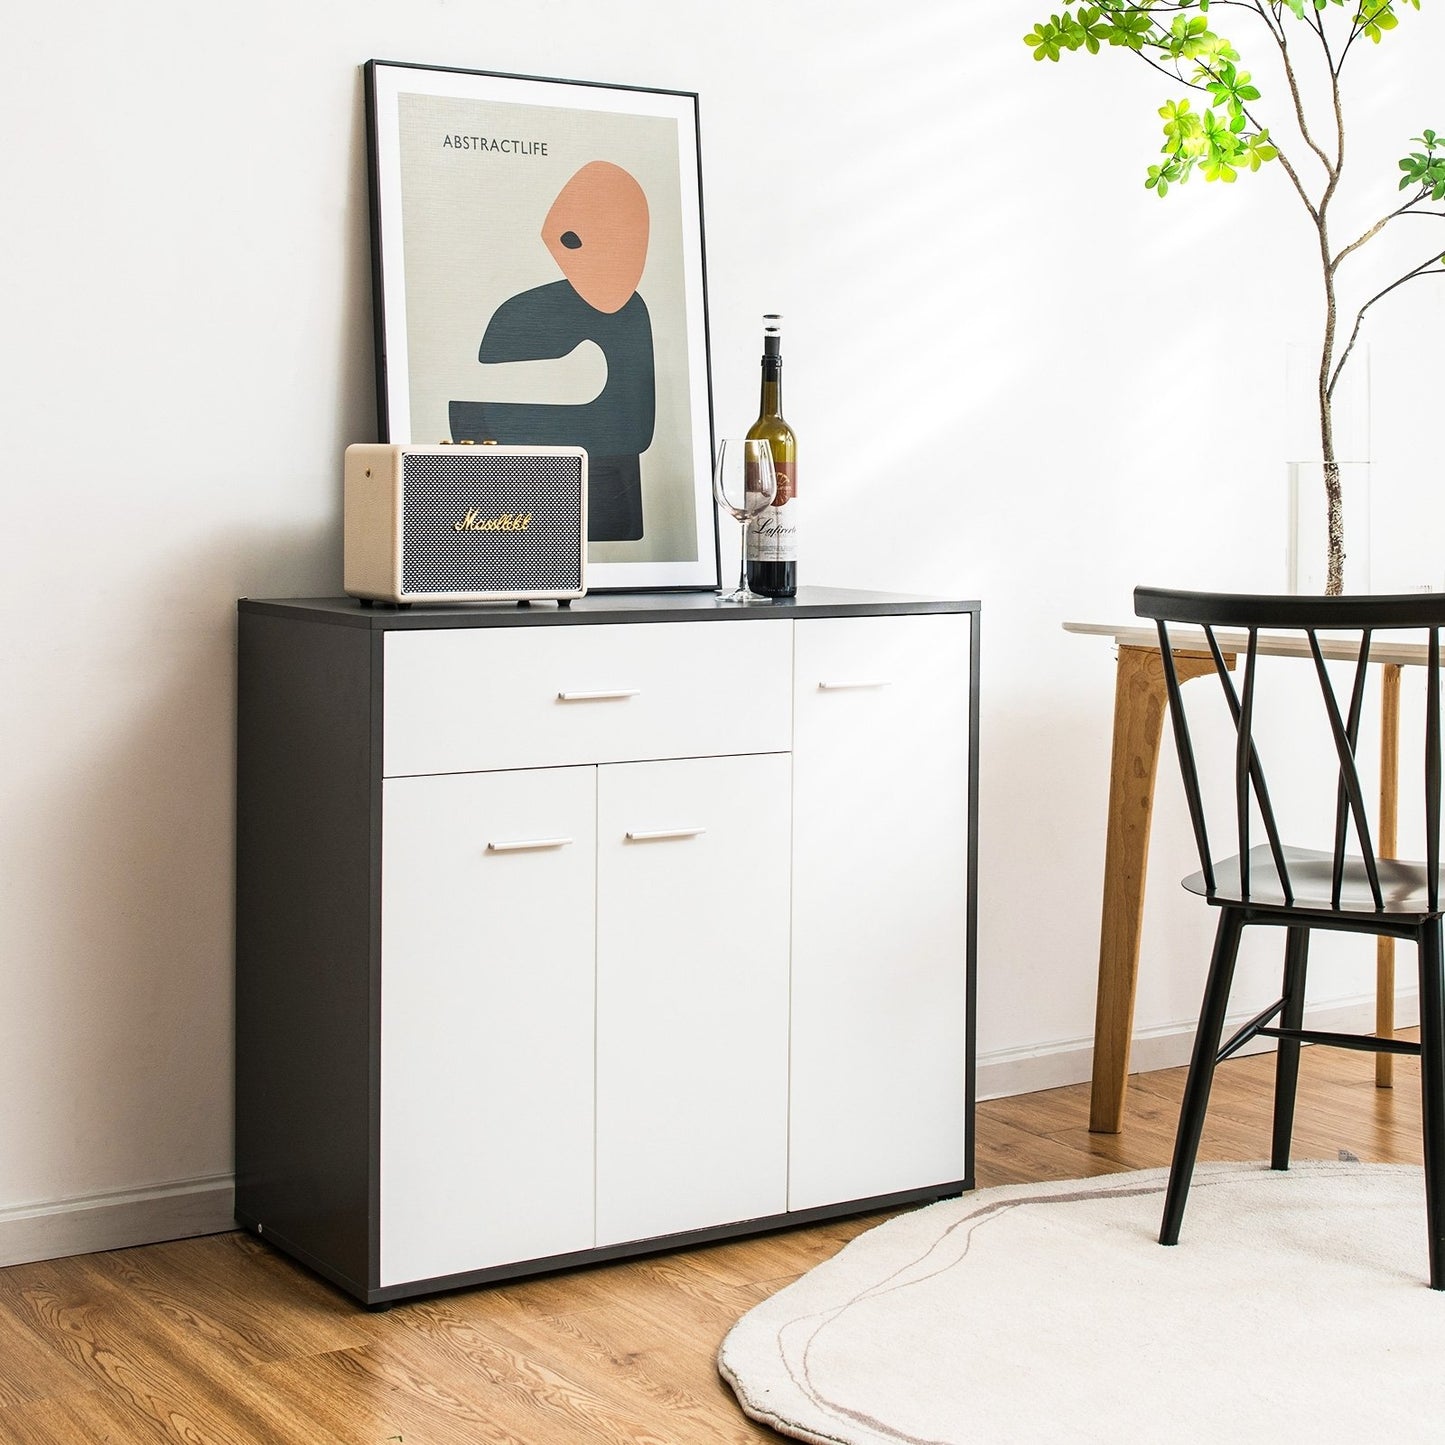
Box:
1067, 620, 1412, 1132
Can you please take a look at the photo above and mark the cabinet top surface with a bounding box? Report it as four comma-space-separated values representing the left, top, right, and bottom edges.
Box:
238, 588, 980, 631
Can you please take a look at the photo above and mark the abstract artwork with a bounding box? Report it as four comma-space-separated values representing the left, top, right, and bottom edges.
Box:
365, 62, 718, 590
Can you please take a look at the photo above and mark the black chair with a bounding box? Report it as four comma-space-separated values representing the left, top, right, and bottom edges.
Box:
1135, 585, 1445, 1288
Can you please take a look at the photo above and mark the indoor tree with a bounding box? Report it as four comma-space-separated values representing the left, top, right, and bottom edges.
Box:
1024, 0, 1444, 594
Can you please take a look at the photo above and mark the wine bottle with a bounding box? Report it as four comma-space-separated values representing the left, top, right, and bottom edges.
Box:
745, 314, 797, 597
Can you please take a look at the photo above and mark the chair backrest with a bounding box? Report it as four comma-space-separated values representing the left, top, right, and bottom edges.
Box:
1133, 587, 1445, 911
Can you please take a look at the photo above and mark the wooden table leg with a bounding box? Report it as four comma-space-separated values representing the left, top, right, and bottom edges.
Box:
1377, 662, 1402, 1088
1089, 644, 1219, 1133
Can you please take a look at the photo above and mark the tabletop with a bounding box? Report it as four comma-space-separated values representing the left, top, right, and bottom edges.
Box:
1064, 619, 1439, 669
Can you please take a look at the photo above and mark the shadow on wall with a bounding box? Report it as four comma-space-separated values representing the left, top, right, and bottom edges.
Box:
342, 66, 381, 448
0, 521, 336, 1214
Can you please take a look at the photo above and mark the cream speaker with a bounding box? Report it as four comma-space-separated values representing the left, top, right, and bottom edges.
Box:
343, 442, 588, 605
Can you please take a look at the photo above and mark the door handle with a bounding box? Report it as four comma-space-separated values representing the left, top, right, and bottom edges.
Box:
556, 689, 641, 702
624, 827, 708, 843
486, 836, 574, 853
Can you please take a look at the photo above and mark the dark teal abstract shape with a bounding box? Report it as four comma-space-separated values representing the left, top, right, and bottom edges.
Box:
450, 280, 655, 541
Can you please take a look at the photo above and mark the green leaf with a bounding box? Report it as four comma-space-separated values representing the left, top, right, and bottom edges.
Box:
1024, 18, 1065, 60
1205, 62, 1260, 126
1398, 139, 1445, 197
1146, 157, 1189, 195
1189, 107, 1251, 183
1356, 1, 1399, 41
1024, 7, 1118, 59
1164, 13, 1228, 60
1240, 131, 1280, 171
1099, 7, 1157, 49
1159, 97, 1212, 160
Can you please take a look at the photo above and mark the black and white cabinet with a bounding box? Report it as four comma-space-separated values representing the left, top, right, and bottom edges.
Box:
235, 590, 978, 1304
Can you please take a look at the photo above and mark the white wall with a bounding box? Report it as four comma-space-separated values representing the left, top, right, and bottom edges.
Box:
2, 0, 1441, 1258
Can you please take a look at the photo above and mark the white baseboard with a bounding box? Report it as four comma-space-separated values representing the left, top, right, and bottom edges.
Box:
0, 994, 1423, 1268
977, 991, 1422, 1102
0, 1174, 236, 1268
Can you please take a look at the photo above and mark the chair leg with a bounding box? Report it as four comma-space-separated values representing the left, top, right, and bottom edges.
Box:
1271, 927, 1310, 1171
1161, 907, 1245, 1247
1418, 918, 1445, 1289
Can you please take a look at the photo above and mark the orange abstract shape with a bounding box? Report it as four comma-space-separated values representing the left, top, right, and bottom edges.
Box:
542, 161, 650, 315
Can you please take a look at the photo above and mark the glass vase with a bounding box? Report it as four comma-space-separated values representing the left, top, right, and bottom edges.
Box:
1287, 460, 1371, 595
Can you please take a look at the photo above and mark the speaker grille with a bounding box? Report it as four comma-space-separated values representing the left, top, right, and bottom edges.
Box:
401, 452, 584, 596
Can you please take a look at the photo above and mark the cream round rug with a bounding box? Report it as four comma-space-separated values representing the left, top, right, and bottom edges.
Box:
718, 1162, 1443, 1445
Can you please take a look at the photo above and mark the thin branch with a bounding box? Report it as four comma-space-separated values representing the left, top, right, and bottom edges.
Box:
1203, 0, 1278, 13
1252, 0, 1287, 46
1329, 256, 1445, 397
1274, 15, 1337, 179
1136, 45, 1211, 91
1335, 0, 1389, 74
1110, 10, 1229, 94
1207, 0, 1282, 26
1312, 2, 1335, 62
1332, 192, 1439, 272
1320, 39, 1346, 209
1213, 63, 1323, 221
1270, 143, 1324, 224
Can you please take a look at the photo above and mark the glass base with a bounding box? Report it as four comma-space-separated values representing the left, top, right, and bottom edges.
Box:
719, 583, 772, 604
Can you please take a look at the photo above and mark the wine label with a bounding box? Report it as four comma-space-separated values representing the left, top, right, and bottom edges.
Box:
771, 459, 797, 506
746, 498, 798, 562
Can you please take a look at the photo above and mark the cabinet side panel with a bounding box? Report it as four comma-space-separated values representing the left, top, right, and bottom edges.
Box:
235, 611, 377, 1292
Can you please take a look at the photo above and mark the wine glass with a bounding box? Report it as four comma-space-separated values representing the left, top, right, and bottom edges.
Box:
713, 438, 777, 603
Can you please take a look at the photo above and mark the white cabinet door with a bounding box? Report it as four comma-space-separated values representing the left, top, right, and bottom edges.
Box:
595, 754, 792, 1246
379, 767, 597, 1286
789, 614, 972, 1210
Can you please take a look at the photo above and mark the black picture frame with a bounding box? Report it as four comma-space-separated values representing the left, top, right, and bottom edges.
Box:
363, 60, 719, 591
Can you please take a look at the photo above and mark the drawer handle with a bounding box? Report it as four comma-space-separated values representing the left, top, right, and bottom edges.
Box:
487, 836, 574, 853
624, 827, 708, 843
556, 688, 641, 702
818, 679, 892, 691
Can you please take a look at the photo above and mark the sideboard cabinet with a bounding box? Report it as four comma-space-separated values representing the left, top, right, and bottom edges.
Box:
235, 589, 978, 1304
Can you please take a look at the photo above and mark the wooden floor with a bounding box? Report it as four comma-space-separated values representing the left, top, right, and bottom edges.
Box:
0, 1040, 1423, 1444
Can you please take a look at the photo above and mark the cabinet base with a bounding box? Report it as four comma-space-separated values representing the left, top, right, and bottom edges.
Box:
237, 1177, 971, 1308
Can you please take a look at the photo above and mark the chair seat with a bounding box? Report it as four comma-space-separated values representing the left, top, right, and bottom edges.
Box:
1184, 843, 1445, 919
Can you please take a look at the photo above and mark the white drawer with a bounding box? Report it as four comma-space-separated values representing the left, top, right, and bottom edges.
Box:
383, 619, 793, 776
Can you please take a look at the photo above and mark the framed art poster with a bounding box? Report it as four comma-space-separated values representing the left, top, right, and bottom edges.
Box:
364, 60, 719, 590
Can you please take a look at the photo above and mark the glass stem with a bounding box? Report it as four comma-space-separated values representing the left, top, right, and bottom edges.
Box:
739, 520, 749, 595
